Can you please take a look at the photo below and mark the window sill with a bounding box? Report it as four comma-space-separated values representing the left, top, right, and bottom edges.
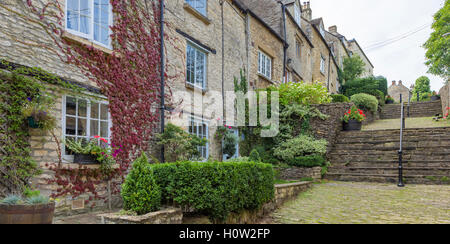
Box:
62, 32, 113, 55
186, 82, 208, 94
183, 3, 211, 25
258, 73, 277, 84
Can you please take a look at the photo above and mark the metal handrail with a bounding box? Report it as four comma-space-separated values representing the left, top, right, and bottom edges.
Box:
398, 94, 405, 187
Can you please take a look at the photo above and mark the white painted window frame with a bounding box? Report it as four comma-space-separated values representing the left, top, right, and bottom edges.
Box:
258, 50, 272, 80
65, 0, 113, 49
185, 0, 208, 17
61, 95, 112, 162
186, 41, 208, 90
188, 116, 209, 161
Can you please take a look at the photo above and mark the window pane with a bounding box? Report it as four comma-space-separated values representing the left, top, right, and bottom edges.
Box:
195, 51, 205, 87
66, 97, 76, 115
100, 104, 108, 120
67, 0, 79, 11
100, 0, 109, 25
100, 27, 109, 45
100, 121, 109, 137
94, 24, 100, 43
90, 120, 99, 137
66, 117, 76, 135
94, 0, 100, 24
77, 118, 87, 136
80, 15, 90, 34
80, 0, 90, 16
67, 10, 79, 31
78, 99, 87, 117
186, 45, 195, 84
65, 136, 76, 155
91, 102, 99, 119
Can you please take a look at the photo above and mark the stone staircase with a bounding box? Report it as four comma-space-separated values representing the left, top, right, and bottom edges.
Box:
380, 101, 442, 119
326, 127, 450, 185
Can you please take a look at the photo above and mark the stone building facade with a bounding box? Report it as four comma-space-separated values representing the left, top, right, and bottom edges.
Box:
388, 80, 411, 103
347, 39, 374, 78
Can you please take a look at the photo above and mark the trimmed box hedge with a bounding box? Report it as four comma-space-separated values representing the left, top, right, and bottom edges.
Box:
151, 161, 275, 221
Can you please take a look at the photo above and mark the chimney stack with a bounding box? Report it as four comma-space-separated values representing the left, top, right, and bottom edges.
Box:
392, 81, 396, 86
302, 1, 312, 21
399, 80, 403, 86
329, 25, 338, 34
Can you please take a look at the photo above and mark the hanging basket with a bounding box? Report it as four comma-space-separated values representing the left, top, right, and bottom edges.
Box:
27, 116, 41, 129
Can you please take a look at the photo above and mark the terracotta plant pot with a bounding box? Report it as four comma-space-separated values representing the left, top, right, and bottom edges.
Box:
343, 120, 362, 131
0, 202, 55, 224
74, 153, 100, 165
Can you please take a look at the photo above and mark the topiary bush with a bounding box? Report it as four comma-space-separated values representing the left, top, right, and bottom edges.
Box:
331, 94, 350, 103
121, 153, 161, 215
151, 161, 275, 222
350, 93, 379, 113
249, 149, 262, 162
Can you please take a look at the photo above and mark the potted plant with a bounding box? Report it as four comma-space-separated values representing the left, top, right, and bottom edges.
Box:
21, 98, 56, 132
342, 106, 366, 131
385, 96, 395, 104
431, 91, 440, 101
0, 193, 55, 224
64, 137, 121, 171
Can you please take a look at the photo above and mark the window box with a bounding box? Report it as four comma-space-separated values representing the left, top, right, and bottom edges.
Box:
73, 153, 101, 165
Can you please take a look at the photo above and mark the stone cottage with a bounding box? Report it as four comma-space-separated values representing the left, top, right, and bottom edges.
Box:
388, 80, 411, 103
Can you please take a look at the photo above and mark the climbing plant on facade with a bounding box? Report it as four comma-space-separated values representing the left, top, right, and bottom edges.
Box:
0, 0, 174, 203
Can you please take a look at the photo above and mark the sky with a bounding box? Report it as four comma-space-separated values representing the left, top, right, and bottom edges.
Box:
310, 0, 446, 92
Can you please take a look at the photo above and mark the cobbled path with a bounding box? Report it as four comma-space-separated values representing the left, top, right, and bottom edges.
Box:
269, 181, 450, 224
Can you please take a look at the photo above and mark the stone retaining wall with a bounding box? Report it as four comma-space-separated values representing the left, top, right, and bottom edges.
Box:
276, 166, 322, 181
310, 103, 354, 153
440, 84, 449, 116
99, 208, 183, 224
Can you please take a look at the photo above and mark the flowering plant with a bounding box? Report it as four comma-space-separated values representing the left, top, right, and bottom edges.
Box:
342, 106, 366, 123
21, 97, 56, 132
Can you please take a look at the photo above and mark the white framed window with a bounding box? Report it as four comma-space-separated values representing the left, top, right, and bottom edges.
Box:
258, 50, 272, 79
294, 3, 301, 26
296, 39, 302, 58
186, 0, 207, 16
65, 0, 113, 48
188, 117, 209, 160
186, 42, 207, 89
62, 96, 112, 158
320, 55, 326, 74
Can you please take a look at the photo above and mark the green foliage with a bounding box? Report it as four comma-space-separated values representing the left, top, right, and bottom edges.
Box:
342, 55, 365, 82
156, 123, 208, 162
331, 94, 350, 103
273, 135, 328, 167
386, 96, 395, 103
216, 126, 239, 159
342, 76, 388, 106
249, 149, 262, 162
121, 153, 161, 215
151, 161, 275, 222
342, 105, 367, 123
412, 76, 432, 101
1, 195, 23, 205
424, 0, 450, 78
287, 155, 327, 168
350, 93, 379, 113
25, 195, 49, 205
268, 82, 332, 106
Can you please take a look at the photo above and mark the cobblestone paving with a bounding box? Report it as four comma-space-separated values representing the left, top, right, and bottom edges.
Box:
270, 181, 450, 224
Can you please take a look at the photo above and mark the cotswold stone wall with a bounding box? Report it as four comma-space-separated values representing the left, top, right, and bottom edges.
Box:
310, 103, 354, 153
276, 166, 322, 181
99, 208, 183, 224
440, 84, 449, 116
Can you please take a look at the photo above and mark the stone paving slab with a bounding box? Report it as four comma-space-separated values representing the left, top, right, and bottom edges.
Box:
269, 181, 450, 224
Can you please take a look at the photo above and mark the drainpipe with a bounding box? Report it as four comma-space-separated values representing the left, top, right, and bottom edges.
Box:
327, 52, 331, 92
160, 0, 165, 162
278, 1, 288, 83
220, 0, 225, 125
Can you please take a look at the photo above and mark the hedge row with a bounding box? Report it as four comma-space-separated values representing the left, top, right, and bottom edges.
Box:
151, 161, 275, 221
288, 155, 326, 168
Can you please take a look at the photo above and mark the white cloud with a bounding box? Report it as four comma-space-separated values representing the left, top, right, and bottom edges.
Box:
310, 0, 446, 91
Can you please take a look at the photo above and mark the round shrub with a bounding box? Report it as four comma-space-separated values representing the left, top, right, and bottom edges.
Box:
273, 135, 328, 167
249, 149, 262, 162
289, 155, 326, 167
121, 153, 161, 215
331, 94, 350, 103
350, 93, 379, 113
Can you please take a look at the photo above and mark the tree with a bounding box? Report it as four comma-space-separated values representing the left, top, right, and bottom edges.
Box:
424, 0, 449, 79
412, 76, 432, 101
342, 55, 365, 82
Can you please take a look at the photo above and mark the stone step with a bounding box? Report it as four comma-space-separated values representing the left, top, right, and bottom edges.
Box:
325, 173, 450, 185
333, 143, 450, 151
329, 153, 450, 161
331, 160, 450, 168
336, 137, 450, 144
328, 166, 450, 176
